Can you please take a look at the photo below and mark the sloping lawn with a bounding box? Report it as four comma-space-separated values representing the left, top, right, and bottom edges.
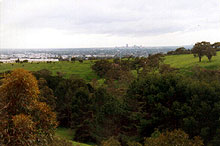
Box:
164, 52, 220, 72
55, 128, 95, 146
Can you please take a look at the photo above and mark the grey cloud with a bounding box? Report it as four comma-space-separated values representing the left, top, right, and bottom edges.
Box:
2, 0, 220, 36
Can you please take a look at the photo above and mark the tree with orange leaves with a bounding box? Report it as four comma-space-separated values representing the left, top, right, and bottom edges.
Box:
0, 69, 57, 146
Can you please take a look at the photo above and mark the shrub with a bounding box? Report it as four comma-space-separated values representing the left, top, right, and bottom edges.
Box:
144, 129, 204, 146
101, 137, 121, 146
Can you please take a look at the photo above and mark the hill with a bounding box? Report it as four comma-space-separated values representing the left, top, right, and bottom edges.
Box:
0, 52, 219, 81
0, 61, 97, 81
164, 51, 220, 72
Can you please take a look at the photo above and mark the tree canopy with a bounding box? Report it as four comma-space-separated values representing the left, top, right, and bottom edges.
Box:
192, 41, 216, 62
0, 69, 57, 145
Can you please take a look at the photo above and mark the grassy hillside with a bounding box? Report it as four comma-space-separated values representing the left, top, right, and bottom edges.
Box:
55, 128, 94, 146
1, 52, 219, 81
0, 61, 97, 81
164, 51, 220, 72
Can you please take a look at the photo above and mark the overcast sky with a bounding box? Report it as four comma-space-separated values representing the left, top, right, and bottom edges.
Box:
0, 0, 220, 48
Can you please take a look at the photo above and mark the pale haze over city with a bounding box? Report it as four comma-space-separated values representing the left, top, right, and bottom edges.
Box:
0, 0, 220, 49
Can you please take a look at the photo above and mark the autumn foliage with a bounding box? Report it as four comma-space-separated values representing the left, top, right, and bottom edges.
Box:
0, 69, 57, 146
144, 129, 204, 146
101, 137, 121, 146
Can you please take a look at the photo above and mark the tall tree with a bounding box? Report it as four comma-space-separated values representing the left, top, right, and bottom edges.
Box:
205, 45, 216, 61
0, 69, 57, 145
212, 42, 220, 50
192, 41, 209, 62
38, 78, 57, 110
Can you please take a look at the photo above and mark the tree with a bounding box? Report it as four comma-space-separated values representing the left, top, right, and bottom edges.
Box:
144, 129, 204, 146
101, 137, 121, 146
205, 45, 216, 61
92, 60, 112, 77
125, 72, 220, 145
55, 78, 90, 127
32, 69, 63, 91
212, 42, 220, 51
0, 69, 57, 145
145, 53, 164, 70
167, 47, 191, 55
131, 57, 146, 74
72, 88, 93, 142
176, 47, 186, 53
192, 41, 213, 62
90, 88, 124, 144
33, 69, 53, 79
71, 57, 76, 62
38, 78, 57, 110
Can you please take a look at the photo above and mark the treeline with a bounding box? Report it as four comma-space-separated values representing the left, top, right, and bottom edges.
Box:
167, 47, 191, 55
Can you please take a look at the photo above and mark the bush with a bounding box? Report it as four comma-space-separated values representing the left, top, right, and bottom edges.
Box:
48, 137, 73, 146
92, 60, 112, 77
125, 72, 220, 144
144, 129, 204, 146
101, 137, 121, 146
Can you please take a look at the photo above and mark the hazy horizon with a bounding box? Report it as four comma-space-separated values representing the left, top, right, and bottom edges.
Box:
1, 0, 220, 49
0, 44, 193, 50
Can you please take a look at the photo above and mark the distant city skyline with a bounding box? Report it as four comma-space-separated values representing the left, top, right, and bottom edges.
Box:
1, 0, 220, 48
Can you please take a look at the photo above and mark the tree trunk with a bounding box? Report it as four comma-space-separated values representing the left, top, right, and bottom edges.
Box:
199, 56, 201, 62
208, 56, 212, 61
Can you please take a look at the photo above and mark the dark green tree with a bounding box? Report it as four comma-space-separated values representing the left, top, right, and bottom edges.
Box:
131, 57, 146, 74
144, 129, 203, 146
71, 57, 76, 62
92, 60, 112, 77
212, 42, 220, 51
192, 41, 214, 62
205, 46, 216, 61
38, 78, 57, 110
125, 72, 220, 145
90, 88, 123, 144
55, 78, 89, 127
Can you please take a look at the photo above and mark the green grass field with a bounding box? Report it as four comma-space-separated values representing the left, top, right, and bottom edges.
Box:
1, 52, 220, 81
0, 61, 98, 81
55, 128, 94, 146
164, 51, 220, 72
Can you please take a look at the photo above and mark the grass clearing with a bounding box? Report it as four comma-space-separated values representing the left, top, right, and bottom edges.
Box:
55, 128, 94, 146
164, 51, 220, 73
0, 61, 98, 81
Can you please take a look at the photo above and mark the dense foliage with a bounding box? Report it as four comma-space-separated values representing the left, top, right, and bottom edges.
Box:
144, 129, 204, 146
192, 41, 216, 62
125, 72, 220, 144
167, 47, 191, 55
1, 42, 220, 145
29, 51, 220, 145
0, 69, 57, 146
